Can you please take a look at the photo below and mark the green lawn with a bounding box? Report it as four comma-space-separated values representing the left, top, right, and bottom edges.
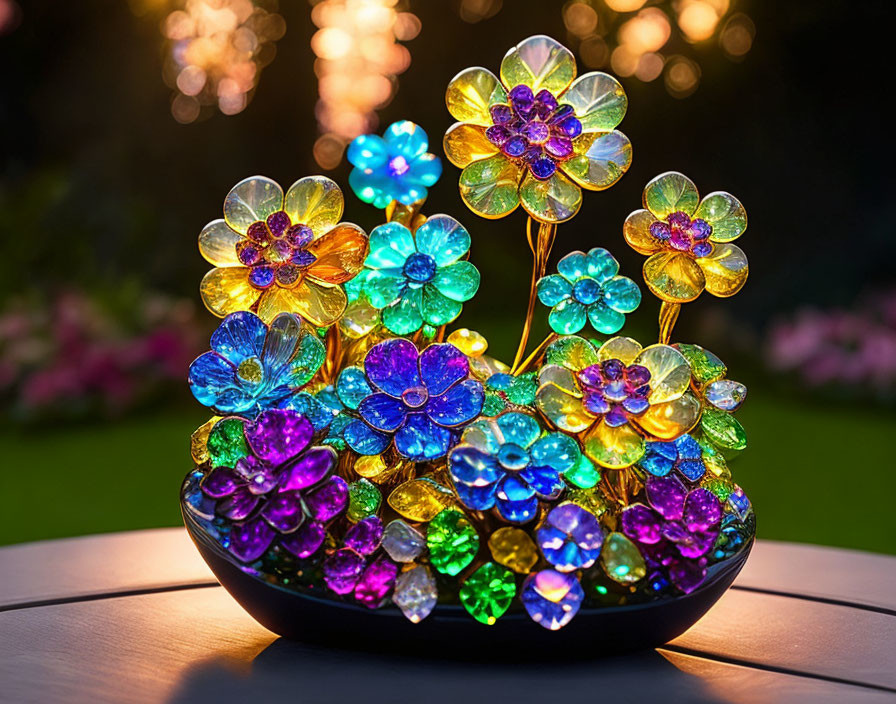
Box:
2, 391, 893, 554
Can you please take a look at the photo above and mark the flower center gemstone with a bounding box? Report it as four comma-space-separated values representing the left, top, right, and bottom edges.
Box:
577, 359, 652, 428
484, 84, 583, 181
401, 385, 429, 409
497, 443, 530, 471
573, 278, 601, 305
649, 211, 714, 258
241, 216, 317, 290
388, 155, 410, 177
403, 252, 437, 283
237, 356, 265, 385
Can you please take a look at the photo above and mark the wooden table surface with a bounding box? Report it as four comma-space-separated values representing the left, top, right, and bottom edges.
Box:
1, 530, 894, 704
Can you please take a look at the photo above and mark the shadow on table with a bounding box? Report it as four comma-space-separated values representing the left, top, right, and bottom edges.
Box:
167, 637, 721, 704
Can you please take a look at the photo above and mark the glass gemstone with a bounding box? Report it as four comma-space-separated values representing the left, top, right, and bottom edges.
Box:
382, 519, 426, 563
207, 418, 248, 468
323, 548, 366, 595
701, 408, 748, 451
392, 565, 438, 623
353, 554, 399, 609
403, 252, 438, 283
521, 570, 584, 630
536, 502, 604, 572
705, 379, 747, 412
347, 479, 382, 522
344, 516, 384, 556
488, 526, 539, 574
447, 328, 488, 357
675, 343, 727, 384
388, 478, 454, 522
459, 562, 516, 625
600, 532, 647, 585
427, 509, 480, 576
191, 417, 220, 464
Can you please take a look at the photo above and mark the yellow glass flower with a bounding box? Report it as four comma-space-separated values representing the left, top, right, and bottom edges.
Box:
198, 176, 369, 326
535, 336, 701, 469
443, 34, 632, 224
624, 172, 748, 303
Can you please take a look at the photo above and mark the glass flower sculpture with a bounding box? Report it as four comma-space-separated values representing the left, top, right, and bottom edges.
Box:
182, 35, 755, 637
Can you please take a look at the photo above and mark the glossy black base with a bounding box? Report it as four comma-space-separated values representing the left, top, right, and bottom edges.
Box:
183, 505, 752, 656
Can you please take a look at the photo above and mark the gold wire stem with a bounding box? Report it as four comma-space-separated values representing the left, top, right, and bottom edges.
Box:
658, 301, 681, 345
385, 197, 427, 230
322, 325, 342, 383
511, 218, 556, 373
514, 332, 558, 376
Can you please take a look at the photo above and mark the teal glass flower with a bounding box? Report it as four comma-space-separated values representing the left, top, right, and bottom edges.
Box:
360, 215, 480, 335
348, 121, 443, 209
537, 248, 641, 335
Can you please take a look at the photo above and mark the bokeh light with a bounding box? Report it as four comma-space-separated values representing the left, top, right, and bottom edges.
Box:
0, 0, 22, 35
457, 0, 502, 24
310, 0, 419, 168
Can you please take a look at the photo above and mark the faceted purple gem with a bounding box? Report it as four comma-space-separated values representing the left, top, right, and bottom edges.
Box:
260, 492, 305, 533
280, 520, 327, 559
622, 395, 650, 415
604, 405, 629, 428
669, 558, 707, 594
276, 264, 300, 286
693, 242, 713, 258
668, 211, 691, 229
271, 239, 293, 261
529, 156, 556, 180
485, 125, 511, 146
323, 548, 366, 595
244, 410, 313, 465
503, 136, 528, 158
218, 486, 260, 521
237, 243, 262, 266
304, 476, 349, 521
548, 104, 574, 123
650, 221, 672, 241
246, 221, 270, 244
353, 554, 399, 609
248, 265, 275, 289
683, 488, 723, 532
583, 392, 610, 416
545, 136, 573, 159
345, 516, 384, 556
509, 84, 535, 113
522, 120, 550, 144
234, 456, 278, 495
535, 89, 559, 113
285, 224, 314, 249
671, 527, 718, 559
201, 467, 238, 498
691, 218, 712, 239
489, 104, 512, 125
556, 116, 582, 139
646, 476, 688, 521
577, 365, 604, 388
622, 504, 662, 544
626, 364, 651, 387
291, 250, 317, 267
266, 211, 291, 237
228, 518, 276, 563
279, 446, 336, 491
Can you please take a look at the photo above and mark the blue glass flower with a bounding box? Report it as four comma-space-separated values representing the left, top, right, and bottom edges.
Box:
448, 412, 589, 523
537, 248, 641, 335
189, 311, 326, 415
348, 121, 443, 209
341, 339, 484, 461
360, 215, 480, 335
536, 502, 605, 572
638, 434, 706, 482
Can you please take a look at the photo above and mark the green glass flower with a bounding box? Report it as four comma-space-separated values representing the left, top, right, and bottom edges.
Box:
537, 248, 641, 335
360, 215, 480, 335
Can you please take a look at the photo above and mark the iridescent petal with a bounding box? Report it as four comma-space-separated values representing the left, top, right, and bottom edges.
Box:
696, 191, 747, 243
199, 267, 260, 318
697, 243, 749, 298
585, 247, 620, 282
537, 364, 580, 396
563, 72, 627, 131
496, 411, 542, 448
537, 274, 572, 306
530, 432, 579, 473
426, 379, 484, 427
336, 366, 373, 410
383, 120, 429, 159
446, 67, 508, 125
404, 153, 442, 188
461, 419, 502, 454
519, 169, 582, 224
587, 303, 625, 334
365, 338, 421, 397
449, 445, 502, 489
280, 446, 337, 492
500, 34, 576, 95
560, 130, 632, 191
455, 482, 499, 511
643, 251, 706, 303
549, 299, 587, 334
395, 413, 453, 460
603, 276, 641, 313
198, 219, 243, 267
497, 496, 539, 523
646, 476, 687, 520
344, 419, 391, 455
188, 352, 237, 410
421, 285, 463, 326
257, 279, 346, 326
364, 271, 406, 309
288, 330, 325, 387
643, 172, 699, 219
443, 122, 499, 168
634, 344, 691, 403
557, 251, 588, 281
546, 335, 600, 371
223, 176, 284, 235
347, 134, 388, 170
624, 209, 663, 255
210, 311, 266, 364
419, 343, 470, 396
519, 466, 564, 498
582, 420, 645, 469
536, 382, 593, 433
459, 154, 522, 219
359, 393, 408, 432
635, 392, 702, 440
258, 312, 301, 376
284, 176, 344, 237
366, 222, 415, 268
415, 215, 471, 266
305, 222, 369, 284
382, 288, 424, 335
349, 167, 395, 209
497, 474, 536, 502
597, 336, 642, 365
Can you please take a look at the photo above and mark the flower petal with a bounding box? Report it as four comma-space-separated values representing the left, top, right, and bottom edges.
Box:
415, 215, 471, 266
443, 122, 499, 168
450, 444, 502, 487
446, 67, 508, 125
563, 71, 628, 131
536, 381, 593, 433
366, 222, 415, 268
228, 518, 275, 562
284, 176, 344, 237
459, 154, 522, 219
624, 209, 663, 255
635, 392, 702, 440
257, 279, 346, 327
305, 222, 369, 284
426, 379, 484, 427
586, 247, 620, 282
496, 411, 542, 448
696, 191, 747, 243
200, 267, 260, 318
537, 364, 580, 396
557, 251, 588, 281
603, 276, 641, 314
258, 312, 301, 374
365, 338, 421, 397
496, 496, 539, 523
622, 504, 662, 544
697, 243, 749, 298
383, 120, 429, 159
500, 34, 576, 95
586, 303, 624, 334
420, 343, 470, 396
421, 285, 463, 326
530, 432, 579, 473
199, 219, 244, 267
560, 130, 632, 192
344, 419, 391, 455
188, 352, 237, 410
537, 274, 572, 306
549, 299, 586, 334
349, 167, 395, 209
643, 251, 706, 303
280, 446, 337, 491
404, 153, 442, 189
395, 413, 453, 460
210, 311, 267, 364
223, 176, 284, 235
382, 288, 424, 334
347, 134, 388, 170
597, 336, 642, 365
684, 488, 722, 532
359, 393, 408, 432
433, 261, 480, 303
546, 335, 600, 370
336, 366, 373, 410
582, 420, 645, 469
364, 271, 406, 309
519, 169, 582, 224
643, 171, 699, 219
634, 344, 691, 403
646, 476, 687, 520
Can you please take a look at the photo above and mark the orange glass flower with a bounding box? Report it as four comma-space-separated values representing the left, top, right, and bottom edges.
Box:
624, 172, 748, 303
198, 176, 369, 326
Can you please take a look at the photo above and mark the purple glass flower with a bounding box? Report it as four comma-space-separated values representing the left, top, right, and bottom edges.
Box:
485, 84, 583, 181
621, 475, 722, 593
536, 502, 604, 572
201, 409, 347, 563
649, 211, 713, 258
342, 339, 484, 461
577, 358, 651, 427
322, 516, 399, 608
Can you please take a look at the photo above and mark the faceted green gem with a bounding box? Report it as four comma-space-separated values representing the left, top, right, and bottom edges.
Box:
563, 453, 601, 489
600, 532, 647, 585
347, 478, 382, 523
422, 324, 437, 339
565, 486, 608, 517
459, 562, 516, 625
701, 408, 747, 451
207, 418, 248, 468
482, 392, 506, 416
427, 509, 480, 576
506, 372, 537, 406
701, 477, 734, 501
675, 343, 727, 384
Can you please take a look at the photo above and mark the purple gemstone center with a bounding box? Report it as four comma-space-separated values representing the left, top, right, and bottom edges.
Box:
649, 211, 714, 258
484, 84, 582, 181
388, 155, 410, 177
238, 213, 318, 290
402, 385, 429, 409
577, 359, 652, 428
